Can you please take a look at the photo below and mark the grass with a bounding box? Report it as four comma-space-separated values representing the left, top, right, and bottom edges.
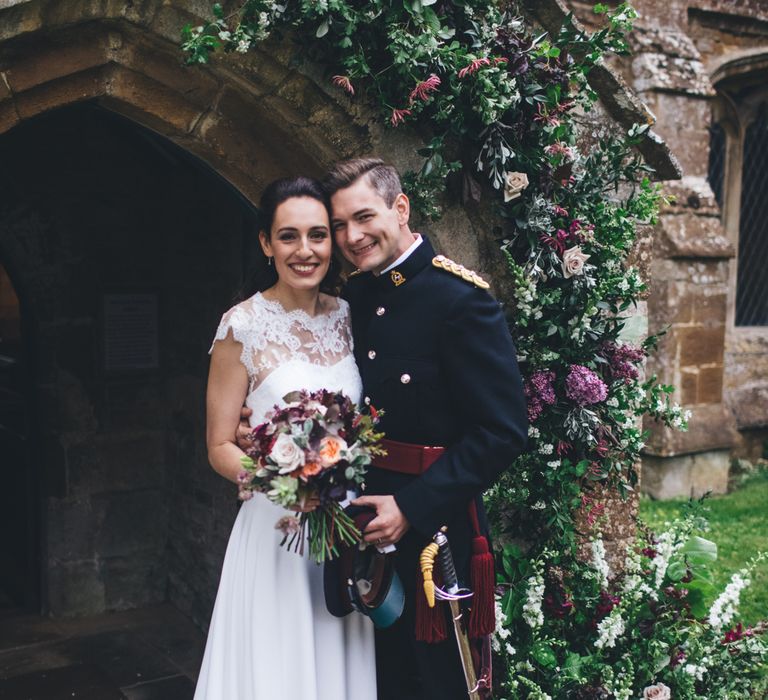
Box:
639, 470, 768, 626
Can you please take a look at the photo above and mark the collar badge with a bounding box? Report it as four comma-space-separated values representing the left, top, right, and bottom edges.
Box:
390, 270, 406, 287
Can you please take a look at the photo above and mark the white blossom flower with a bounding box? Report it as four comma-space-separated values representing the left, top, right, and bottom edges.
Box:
538, 443, 554, 455
547, 460, 561, 469
606, 397, 619, 408
522, 571, 545, 628
684, 663, 706, 681
709, 570, 750, 630
591, 538, 611, 588
528, 426, 540, 438
236, 38, 251, 53
595, 607, 625, 649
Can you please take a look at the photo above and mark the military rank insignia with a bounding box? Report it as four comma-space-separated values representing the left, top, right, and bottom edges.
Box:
432, 255, 490, 290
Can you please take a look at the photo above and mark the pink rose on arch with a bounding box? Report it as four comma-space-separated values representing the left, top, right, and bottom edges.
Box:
643, 683, 671, 700
503, 171, 529, 202
561, 245, 590, 278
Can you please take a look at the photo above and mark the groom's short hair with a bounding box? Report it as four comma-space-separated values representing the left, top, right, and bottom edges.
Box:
323, 158, 402, 208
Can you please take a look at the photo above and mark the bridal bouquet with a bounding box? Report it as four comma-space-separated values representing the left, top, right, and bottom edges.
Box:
238, 389, 385, 562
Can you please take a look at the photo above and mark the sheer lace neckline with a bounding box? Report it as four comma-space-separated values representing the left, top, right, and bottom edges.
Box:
211, 291, 354, 393
254, 292, 344, 326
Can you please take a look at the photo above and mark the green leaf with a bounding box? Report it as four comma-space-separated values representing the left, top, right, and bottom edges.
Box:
681, 535, 718, 566
531, 641, 557, 668
316, 20, 329, 38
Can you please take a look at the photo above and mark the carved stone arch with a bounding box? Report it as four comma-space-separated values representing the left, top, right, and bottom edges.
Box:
0, 0, 373, 203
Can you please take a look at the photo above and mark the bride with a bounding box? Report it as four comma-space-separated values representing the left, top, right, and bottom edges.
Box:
194, 176, 377, 699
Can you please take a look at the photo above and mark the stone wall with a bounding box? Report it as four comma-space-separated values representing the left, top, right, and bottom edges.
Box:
568, 0, 768, 498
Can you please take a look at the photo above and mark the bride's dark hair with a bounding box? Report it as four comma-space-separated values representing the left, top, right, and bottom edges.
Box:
236, 176, 342, 301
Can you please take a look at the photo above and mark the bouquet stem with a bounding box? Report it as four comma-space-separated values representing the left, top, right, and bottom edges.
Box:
304, 503, 362, 563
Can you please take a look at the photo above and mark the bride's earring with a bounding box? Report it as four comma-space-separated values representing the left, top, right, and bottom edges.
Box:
267, 256, 273, 267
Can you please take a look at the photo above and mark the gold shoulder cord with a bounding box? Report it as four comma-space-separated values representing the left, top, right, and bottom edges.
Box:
431, 255, 490, 290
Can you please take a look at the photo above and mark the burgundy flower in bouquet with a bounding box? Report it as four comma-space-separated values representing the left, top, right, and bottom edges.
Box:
238, 389, 385, 562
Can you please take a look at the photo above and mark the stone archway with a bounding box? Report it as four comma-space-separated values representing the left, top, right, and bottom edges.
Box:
0, 0, 373, 619
0, 0, 372, 202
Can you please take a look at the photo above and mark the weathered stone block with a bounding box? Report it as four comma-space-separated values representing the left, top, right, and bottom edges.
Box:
93, 489, 167, 559
102, 556, 167, 611
0, 98, 19, 135
0, 1, 43, 43
5, 36, 107, 93
641, 449, 730, 499
697, 365, 724, 405
678, 326, 725, 366
657, 212, 733, 260
632, 53, 714, 96
47, 496, 99, 560
727, 384, 768, 430
67, 432, 166, 495
13, 68, 104, 121
104, 65, 204, 135
644, 402, 737, 456
680, 368, 698, 405
47, 559, 105, 617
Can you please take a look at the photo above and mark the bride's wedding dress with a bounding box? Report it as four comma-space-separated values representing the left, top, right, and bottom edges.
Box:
194, 292, 376, 700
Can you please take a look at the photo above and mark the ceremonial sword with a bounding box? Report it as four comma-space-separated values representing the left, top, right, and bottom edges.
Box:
421, 528, 481, 700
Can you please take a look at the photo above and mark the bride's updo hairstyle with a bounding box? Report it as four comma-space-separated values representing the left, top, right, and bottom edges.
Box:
237, 176, 342, 300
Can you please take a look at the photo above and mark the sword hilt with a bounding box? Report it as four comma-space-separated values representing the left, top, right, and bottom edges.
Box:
434, 530, 459, 594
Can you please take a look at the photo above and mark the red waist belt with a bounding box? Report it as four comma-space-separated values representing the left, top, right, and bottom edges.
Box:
372, 439, 445, 475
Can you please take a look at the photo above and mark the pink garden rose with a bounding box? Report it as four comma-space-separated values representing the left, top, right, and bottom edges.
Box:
269, 432, 306, 473
561, 245, 590, 278
643, 683, 671, 700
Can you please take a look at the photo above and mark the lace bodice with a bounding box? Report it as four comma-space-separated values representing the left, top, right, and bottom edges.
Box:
210, 292, 362, 423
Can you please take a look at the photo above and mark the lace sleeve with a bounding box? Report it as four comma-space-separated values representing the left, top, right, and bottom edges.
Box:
209, 305, 258, 378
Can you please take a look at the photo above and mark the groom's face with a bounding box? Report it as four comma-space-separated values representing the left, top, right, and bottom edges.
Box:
331, 178, 413, 274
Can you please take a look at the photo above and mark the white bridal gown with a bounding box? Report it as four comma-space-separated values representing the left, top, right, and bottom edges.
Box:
194, 292, 377, 700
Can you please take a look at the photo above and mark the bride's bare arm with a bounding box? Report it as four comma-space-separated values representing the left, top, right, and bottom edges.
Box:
206, 332, 319, 512
206, 334, 250, 484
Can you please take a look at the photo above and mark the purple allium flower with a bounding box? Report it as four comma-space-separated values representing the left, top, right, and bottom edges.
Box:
565, 365, 607, 406
602, 342, 646, 384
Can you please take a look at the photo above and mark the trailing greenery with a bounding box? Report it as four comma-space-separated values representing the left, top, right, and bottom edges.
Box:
181, 3, 767, 696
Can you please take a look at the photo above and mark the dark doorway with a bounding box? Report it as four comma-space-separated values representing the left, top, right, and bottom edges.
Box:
0, 102, 261, 619
0, 261, 38, 611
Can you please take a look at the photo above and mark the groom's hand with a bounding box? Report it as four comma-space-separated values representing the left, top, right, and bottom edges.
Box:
235, 406, 253, 451
351, 495, 410, 546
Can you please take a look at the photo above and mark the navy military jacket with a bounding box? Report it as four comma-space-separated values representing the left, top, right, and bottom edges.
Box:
345, 236, 528, 557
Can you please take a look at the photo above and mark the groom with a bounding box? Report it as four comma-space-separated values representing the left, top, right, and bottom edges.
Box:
322, 158, 528, 700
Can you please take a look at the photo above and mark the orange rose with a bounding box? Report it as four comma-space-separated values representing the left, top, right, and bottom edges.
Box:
301, 461, 323, 479
318, 435, 348, 467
